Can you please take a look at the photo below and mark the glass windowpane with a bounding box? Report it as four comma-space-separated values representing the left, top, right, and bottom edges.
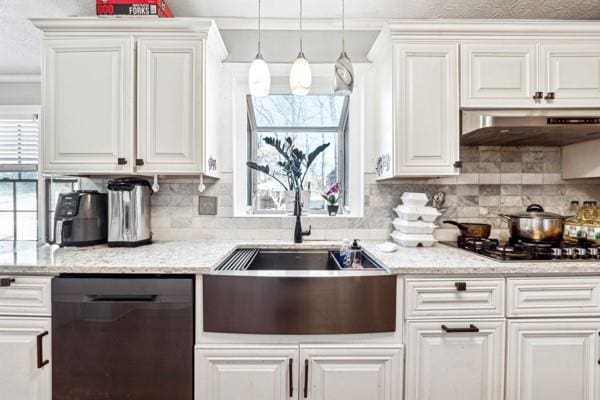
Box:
16, 212, 37, 241
253, 95, 345, 128
0, 212, 14, 240
16, 182, 37, 211
0, 182, 13, 211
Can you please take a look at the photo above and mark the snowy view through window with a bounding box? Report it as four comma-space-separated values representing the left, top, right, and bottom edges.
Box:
249, 95, 348, 212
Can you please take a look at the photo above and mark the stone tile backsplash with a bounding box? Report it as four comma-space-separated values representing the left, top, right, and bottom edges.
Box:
84, 146, 600, 242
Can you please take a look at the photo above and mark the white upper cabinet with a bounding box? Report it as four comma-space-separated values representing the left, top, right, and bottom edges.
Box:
540, 42, 600, 106
461, 40, 600, 108
506, 320, 600, 400
42, 37, 134, 174
461, 42, 538, 108
369, 34, 460, 179
34, 18, 227, 177
137, 39, 204, 174
394, 42, 460, 177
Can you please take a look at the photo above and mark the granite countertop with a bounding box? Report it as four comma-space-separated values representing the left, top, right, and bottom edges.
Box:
1, 240, 600, 276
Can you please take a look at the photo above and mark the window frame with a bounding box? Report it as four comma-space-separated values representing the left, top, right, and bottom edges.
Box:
246, 94, 350, 214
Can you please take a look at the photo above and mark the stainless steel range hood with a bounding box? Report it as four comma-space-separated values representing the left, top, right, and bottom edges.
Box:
461, 109, 600, 146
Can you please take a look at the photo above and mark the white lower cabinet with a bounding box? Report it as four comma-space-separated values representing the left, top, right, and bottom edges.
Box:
301, 345, 403, 400
196, 345, 298, 400
0, 317, 51, 400
405, 320, 505, 400
506, 320, 600, 400
196, 344, 403, 400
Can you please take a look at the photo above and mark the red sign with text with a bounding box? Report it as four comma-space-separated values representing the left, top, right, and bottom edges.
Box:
96, 0, 174, 17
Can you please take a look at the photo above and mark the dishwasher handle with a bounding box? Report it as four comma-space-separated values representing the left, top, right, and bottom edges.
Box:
88, 294, 158, 302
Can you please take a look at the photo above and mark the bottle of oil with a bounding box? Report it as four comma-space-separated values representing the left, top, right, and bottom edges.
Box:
564, 201, 581, 243
590, 203, 600, 245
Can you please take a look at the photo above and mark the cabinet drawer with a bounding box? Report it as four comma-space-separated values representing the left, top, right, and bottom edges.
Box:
0, 276, 52, 316
405, 278, 505, 318
507, 277, 600, 317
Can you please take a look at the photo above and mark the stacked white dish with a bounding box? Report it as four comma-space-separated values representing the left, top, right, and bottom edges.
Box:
391, 193, 440, 247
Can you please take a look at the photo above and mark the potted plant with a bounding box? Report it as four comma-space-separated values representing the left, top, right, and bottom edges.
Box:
246, 136, 330, 214
322, 182, 342, 216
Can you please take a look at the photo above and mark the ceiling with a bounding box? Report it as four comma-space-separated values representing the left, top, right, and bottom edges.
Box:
1, 0, 600, 74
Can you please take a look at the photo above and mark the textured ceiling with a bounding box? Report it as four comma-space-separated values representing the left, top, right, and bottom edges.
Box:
1, 0, 600, 74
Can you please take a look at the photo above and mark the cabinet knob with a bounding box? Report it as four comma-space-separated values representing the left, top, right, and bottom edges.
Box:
455, 281, 467, 291
532, 91, 544, 100
117, 158, 128, 165
544, 92, 556, 101
136, 159, 145, 166
0, 277, 15, 287
453, 161, 463, 169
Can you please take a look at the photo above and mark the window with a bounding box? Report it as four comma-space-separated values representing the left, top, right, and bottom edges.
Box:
0, 113, 39, 241
247, 94, 349, 213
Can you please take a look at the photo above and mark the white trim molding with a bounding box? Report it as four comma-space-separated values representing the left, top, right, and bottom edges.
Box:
0, 76, 41, 83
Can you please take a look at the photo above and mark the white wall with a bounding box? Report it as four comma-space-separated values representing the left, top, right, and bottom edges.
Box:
0, 77, 41, 105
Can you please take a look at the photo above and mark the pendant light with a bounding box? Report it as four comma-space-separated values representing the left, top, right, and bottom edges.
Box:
248, 0, 270, 97
334, 0, 354, 95
289, 0, 311, 96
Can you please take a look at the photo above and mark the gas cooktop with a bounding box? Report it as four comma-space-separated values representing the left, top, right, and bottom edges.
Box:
443, 237, 600, 262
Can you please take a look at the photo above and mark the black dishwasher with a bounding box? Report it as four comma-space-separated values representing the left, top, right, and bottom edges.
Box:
52, 275, 194, 400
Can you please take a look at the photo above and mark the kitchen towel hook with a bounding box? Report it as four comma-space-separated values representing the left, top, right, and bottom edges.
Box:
198, 174, 206, 193
152, 175, 160, 193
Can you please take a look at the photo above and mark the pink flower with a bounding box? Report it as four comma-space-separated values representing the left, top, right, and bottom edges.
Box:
326, 182, 342, 196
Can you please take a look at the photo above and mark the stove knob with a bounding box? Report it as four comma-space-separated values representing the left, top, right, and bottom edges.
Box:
577, 248, 588, 259
588, 248, 599, 259
551, 248, 562, 259
564, 248, 576, 258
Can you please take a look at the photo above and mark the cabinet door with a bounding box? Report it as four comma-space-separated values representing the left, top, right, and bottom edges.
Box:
301, 345, 403, 400
507, 320, 600, 400
461, 42, 538, 107
405, 320, 505, 400
540, 42, 600, 106
394, 42, 459, 176
42, 37, 134, 174
137, 39, 204, 174
196, 345, 298, 400
0, 317, 51, 400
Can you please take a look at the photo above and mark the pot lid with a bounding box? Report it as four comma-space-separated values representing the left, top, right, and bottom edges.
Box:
504, 204, 566, 219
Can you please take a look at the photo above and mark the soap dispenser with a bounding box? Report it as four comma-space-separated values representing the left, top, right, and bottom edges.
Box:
350, 239, 363, 269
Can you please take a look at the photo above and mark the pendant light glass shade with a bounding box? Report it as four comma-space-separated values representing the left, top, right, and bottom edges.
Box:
334, 51, 354, 95
290, 0, 311, 95
249, 55, 270, 97
290, 52, 312, 96
248, 0, 270, 97
334, 0, 354, 95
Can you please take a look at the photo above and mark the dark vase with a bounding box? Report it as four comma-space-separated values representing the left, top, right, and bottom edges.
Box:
327, 205, 339, 216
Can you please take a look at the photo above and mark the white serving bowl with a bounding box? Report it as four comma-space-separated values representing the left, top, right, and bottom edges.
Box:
401, 192, 429, 207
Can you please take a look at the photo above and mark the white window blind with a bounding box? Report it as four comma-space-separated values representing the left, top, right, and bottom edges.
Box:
0, 113, 39, 170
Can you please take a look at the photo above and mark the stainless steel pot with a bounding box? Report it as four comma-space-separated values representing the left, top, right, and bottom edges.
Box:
500, 204, 569, 243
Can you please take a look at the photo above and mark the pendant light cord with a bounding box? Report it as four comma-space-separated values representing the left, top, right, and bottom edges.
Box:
299, 0, 303, 53
257, 0, 262, 55
342, 0, 345, 52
